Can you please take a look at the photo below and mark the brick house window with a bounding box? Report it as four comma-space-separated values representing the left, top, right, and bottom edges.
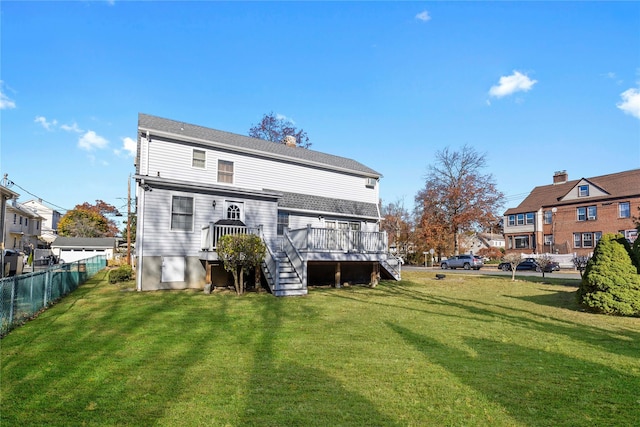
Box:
574, 233, 581, 248
514, 235, 530, 249
619, 202, 630, 218
578, 185, 589, 197
544, 210, 553, 224
525, 213, 534, 225
587, 206, 597, 221
583, 233, 593, 248
577, 207, 586, 221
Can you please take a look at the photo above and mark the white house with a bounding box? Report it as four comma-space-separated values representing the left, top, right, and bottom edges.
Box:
20, 199, 62, 245
3, 200, 43, 253
134, 113, 400, 295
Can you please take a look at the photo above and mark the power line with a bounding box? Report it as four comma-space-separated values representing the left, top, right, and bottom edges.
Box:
2, 177, 70, 212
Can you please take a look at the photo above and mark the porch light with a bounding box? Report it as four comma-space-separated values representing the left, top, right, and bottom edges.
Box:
212, 200, 216, 209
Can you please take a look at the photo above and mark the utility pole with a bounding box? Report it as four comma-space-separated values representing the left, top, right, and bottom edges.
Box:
126, 174, 132, 265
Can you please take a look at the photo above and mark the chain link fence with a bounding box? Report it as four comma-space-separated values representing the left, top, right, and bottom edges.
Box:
1, 255, 107, 336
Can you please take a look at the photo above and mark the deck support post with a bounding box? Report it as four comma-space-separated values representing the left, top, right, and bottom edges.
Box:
334, 262, 341, 288
370, 262, 380, 287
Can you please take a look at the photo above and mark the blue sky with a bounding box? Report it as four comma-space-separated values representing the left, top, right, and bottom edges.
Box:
1, 1, 639, 221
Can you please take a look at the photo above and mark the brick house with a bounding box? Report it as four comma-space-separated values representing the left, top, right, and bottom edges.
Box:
503, 169, 640, 257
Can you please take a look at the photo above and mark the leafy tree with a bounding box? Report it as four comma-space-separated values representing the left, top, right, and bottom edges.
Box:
416, 145, 504, 255
578, 234, 640, 316
248, 112, 311, 148
58, 200, 120, 238
218, 233, 266, 295
477, 246, 503, 260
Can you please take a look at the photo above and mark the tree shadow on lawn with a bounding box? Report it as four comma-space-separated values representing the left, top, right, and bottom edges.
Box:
388, 323, 640, 426
1, 281, 245, 425
333, 281, 640, 361
237, 291, 401, 426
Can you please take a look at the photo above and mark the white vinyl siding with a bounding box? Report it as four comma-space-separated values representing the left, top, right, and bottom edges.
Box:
144, 138, 378, 205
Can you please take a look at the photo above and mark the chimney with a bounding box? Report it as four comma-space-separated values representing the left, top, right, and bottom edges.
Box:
283, 135, 297, 147
553, 170, 568, 184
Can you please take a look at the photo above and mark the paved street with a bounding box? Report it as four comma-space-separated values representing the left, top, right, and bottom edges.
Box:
402, 265, 582, 281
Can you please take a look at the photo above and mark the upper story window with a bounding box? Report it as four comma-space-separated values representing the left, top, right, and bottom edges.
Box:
516, 214, 524, 225
619, 202, 630, 218
217, 160, 234, 184
171, 196, 194, 232
13, 214, 16, 224
508, 215, 515, 226
25, 218, 28, 227
525, 213, 534, 225
192, 149, 206, 168
544, 210, 553, 224
587, 206, 597, 221
19, 216, 23, 225
365, 177, 377, 188
578, 185, 589, 197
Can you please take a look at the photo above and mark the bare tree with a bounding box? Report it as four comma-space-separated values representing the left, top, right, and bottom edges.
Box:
535, 254, 554, 279
416, 145, 504, 256
502, 253, 521, 281
381, 199, 413, 260
248, 112, 311, 148
572, 255, 590, 278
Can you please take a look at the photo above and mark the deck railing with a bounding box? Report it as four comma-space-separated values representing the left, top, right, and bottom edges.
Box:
200, 223, 259, 251
288, 225, 388, 253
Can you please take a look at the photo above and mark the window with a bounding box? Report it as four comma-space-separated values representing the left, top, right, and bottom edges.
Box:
574, 233, 581, 248
525, 213, 534, 225
594, 232, 602, 245
365, 177, 376, 188
13, 214, 16, 224
514, 235, 530, 249
217, 160, 234, 183
227, 204, 241, 220
578, 185, 589, 197
508, 215, 515, 226
544, 210, 553, 224
544, 234, 554, 246
582, 232, 593, 248
587, 206, 597, 221
171, 196, 194, 231
277, 211, 289, 235
577, 207, 586, 221
619, 202, 630, 218
192, 149, 206, 168
517, 214, 524, 225
19, 216, 22, 225
25, 218, 28, 227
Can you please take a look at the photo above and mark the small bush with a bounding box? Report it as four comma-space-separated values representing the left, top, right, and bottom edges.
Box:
109, 264, 133, 284
578, 234, 640, 316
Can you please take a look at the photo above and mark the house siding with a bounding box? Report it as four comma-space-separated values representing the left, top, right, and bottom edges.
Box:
144, 137, 378, 205
135, 113, 390, 292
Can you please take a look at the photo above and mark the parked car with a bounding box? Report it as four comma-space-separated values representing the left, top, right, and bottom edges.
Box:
498, 257, 560, 272
440, 255, 483, 270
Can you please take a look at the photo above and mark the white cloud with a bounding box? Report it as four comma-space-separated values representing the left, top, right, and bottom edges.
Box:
78, 130, 109, 151
416, 11, 431, 22
489, 71, 537, 98
276, 113, 295, 124
0, 82, 16, 110
60, 122, 83, 133
34, 116, 58, 131
115, 136, 137, 157
617, 88, 640, 119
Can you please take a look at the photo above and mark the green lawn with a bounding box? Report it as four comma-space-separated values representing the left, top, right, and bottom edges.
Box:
2, 270, 639, 426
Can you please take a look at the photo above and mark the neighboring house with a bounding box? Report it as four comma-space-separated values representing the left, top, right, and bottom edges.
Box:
1, 183, 20, 277
134, 113, 400, 295
51, 237, 117, 264
462, 232, 505, 255
3, 200, 44, 253
503, 169, 640, 257
20, 199, 62, 245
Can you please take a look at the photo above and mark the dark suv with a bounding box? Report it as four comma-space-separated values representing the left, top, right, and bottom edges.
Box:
440, 255, 484, 270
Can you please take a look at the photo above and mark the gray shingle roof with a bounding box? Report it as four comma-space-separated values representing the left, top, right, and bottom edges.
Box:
52, 237, 117, 249
273, 190, 379, 219
138, 113, 381, 177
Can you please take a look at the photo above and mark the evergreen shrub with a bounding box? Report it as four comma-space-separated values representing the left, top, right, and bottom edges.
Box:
109, 264, 133, 284
578, 234, 640, 316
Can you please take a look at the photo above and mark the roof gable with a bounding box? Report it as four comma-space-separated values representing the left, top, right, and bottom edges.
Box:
505, 169, 640, 215
558, 178, 610, 202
